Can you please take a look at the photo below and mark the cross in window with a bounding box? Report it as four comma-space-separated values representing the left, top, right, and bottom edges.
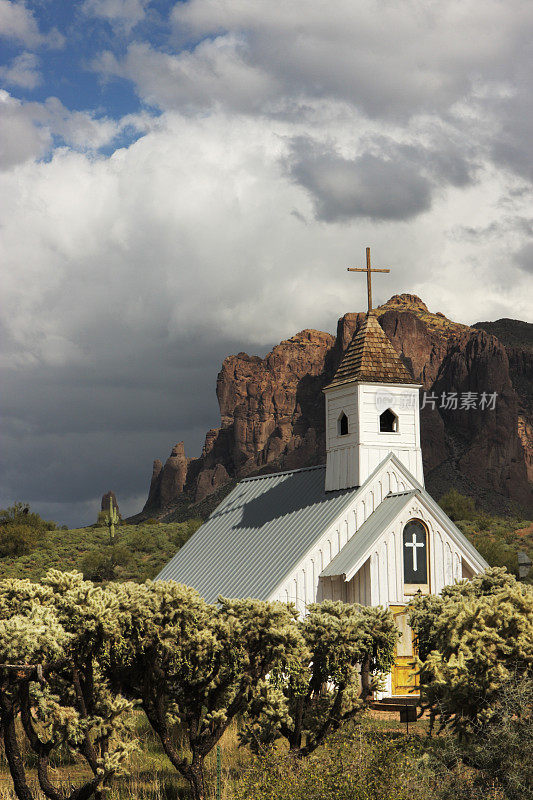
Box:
405, 532, 425, 572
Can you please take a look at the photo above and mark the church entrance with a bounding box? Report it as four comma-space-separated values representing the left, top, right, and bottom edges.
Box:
390, 605, 419, 696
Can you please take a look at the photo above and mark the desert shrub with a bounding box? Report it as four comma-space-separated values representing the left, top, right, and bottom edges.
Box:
107, 584, 305, 800
80, 544, 132, 581
171, 518, 202, 547
0, 571, 135, 799
0, 518, 204, 583
235, 720, 512, 800
95, 510, 109, 527
0, 503, 57, 557
471, 534, 518, 575
127, 527, 168, 553
462, 673, 533, 800
475, 513, 491, 531
406, 738, 504, 800
239, 602, 397, 757
235, 723, 412, 800
0, 502, 57, 531
439, 488, 477, 520
0, 523, 38, 556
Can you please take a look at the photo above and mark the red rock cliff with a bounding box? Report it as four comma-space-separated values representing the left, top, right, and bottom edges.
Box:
143, 295, 533, 516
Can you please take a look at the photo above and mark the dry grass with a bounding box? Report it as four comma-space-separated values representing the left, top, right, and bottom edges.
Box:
0, 710, 513, 800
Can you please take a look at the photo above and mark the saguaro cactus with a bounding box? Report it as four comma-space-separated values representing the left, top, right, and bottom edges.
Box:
105, 496, 120, 542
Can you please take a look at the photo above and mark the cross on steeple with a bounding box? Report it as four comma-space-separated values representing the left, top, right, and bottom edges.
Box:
347, 247, 390, 313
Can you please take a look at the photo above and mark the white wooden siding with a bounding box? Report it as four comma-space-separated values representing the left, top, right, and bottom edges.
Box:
271, 458, 485, 611
325, 382, 424, 490
270, 457, 414, 609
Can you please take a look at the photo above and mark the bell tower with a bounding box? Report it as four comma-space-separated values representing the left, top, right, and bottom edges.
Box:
323, 250, 423, 491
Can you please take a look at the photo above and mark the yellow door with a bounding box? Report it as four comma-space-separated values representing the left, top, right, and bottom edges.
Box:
390, 605, 419, 696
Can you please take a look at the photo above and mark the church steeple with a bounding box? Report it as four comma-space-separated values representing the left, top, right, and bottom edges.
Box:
326, 312, 419, 390
323, 250, 423, 492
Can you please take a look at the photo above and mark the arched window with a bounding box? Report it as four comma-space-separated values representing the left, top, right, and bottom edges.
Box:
338, 412, 349, 436
403, 520, 428, 583
379, 408, 398, 433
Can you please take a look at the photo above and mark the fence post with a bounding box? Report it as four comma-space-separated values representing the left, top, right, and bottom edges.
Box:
216, 744, 222, 800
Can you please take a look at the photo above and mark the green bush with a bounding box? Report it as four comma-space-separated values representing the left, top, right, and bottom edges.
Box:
472, 534, 518, 575
439, 489, 476, 521
0, 503, 61, 559
235, 719, 513, 800
0, 523, 38, 556
235, 724, 412, 800
0, 516, 204, 583
0, 502, 57, 531
464, 673, 533, 800
409, 568, 533, 737
80, 544, 132, 582
172, 518, 202, 547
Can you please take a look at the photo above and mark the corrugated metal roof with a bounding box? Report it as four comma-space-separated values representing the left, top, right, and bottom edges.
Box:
321, 491, 417, 577
156, 465, 358, 602
325, 312, 419, 389
156, 451, 488, 602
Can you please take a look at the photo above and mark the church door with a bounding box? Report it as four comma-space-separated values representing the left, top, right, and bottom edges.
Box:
390, 605, 419, 696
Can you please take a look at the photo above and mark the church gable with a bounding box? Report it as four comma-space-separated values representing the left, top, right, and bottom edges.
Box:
319, 486, 488, 607
268, 452, 488, 611
267, 453, 419, 610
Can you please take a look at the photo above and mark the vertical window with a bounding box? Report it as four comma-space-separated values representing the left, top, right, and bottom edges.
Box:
338, 412, 348, 436
403, 520, 428, 583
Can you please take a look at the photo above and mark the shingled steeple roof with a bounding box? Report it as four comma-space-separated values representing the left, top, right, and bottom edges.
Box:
325, 312, 419, 389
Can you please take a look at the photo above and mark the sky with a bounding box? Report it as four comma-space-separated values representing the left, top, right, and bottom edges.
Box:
1, 0, 533, 527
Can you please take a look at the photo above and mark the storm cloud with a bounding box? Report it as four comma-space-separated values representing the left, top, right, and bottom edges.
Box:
1, 0, 532, 526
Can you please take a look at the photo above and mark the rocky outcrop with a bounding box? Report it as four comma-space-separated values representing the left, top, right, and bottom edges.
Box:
145, 443, 189, 510
474, 318, 533, 486
143, 296, 533, 517
101, 491, 119, 514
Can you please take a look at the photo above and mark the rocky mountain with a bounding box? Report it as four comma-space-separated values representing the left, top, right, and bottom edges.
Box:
142, 295, 533, 518
473, 318, 533, 487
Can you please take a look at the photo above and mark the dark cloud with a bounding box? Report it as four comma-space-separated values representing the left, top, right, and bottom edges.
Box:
483, 49, 533, 183
0, 333, 264, 527
288, 140, 432, 222
2, 0, 533, 531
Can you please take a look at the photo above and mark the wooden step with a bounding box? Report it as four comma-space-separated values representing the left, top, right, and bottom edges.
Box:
371, 696, 420, 713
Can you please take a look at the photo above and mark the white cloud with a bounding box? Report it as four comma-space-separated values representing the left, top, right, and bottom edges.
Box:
169, 0, 533, 119
0, 0, 64, 48
1, 111, 531, 374
93, 36, 280, 113
0, 90, 51, 168
0, 51, 41, 89
93, 0, 533, 192
0, 91, 149, 170
82, 0, 150, 34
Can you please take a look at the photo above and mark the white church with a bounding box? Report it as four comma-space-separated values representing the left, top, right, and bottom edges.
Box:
158, 261, 488, 697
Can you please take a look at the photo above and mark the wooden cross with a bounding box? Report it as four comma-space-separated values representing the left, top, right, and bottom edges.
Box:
347, 247, 390, 313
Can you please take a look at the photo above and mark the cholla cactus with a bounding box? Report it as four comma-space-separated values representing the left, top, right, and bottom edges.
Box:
0, 571, 135, 800
409, 567, 533, 737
